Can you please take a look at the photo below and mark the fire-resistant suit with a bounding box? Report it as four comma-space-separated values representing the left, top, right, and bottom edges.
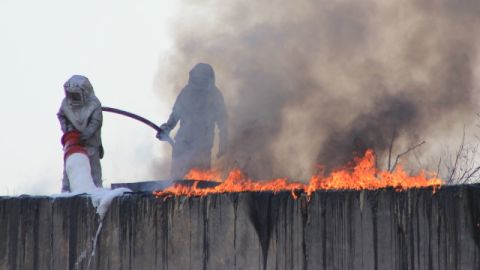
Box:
157, 63, 228, 179
57, 75, 103, 192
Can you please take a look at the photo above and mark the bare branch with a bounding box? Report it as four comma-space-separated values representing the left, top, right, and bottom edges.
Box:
391, 140, 426, 172
463, 166, 480, 184
447, 128, 465, 184
412, 147, 424, 171
436, 157, 442, 178
387, 126, 397, 172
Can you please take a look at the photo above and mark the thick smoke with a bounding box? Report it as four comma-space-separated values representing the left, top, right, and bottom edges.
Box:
155, 0, 480, 180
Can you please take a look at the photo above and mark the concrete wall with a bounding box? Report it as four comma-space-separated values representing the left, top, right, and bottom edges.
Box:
1, 186, 480, 270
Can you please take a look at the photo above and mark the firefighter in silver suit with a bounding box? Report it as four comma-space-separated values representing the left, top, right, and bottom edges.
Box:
157, 63, 228, 179
57, 75, 104, 192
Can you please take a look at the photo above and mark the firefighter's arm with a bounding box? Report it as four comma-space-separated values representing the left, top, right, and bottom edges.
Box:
81, 107, 103, 140
57, 107, 72, 133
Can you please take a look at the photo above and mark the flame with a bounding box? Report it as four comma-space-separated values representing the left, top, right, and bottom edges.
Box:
304, 150, 442, 196
184, 168, 222, 182
154, 149, 442, 198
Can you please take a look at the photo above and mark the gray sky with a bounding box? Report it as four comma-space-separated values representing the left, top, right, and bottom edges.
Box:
0, 1, 180, 195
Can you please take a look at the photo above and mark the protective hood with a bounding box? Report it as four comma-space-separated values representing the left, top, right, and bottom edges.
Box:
61, 75, 101, 132
188, 63, 215, 88
63, 75, 95, 107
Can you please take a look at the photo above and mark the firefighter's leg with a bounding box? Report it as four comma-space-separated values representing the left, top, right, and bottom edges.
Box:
89, 152, 103, 188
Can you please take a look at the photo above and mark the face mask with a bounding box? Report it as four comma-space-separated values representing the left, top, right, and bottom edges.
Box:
66, 90, 85, 106
191, 75, 209, 87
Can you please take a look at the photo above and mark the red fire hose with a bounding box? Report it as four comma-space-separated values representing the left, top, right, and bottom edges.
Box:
61, 130, 87, 160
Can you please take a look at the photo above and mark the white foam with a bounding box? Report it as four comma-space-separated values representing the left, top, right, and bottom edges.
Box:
89, 187, 132, 219
65, 153, 97, 193
58, 151, 132, 267
51, 187, 131, 218
62, 152, 132, 217
51, 152, 133, 218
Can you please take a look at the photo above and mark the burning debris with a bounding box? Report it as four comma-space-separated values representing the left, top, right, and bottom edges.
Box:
154, 149, 442, 198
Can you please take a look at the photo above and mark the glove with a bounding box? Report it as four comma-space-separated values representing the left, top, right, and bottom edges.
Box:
80, 129, 93, 141
156, 124, 171, 141
156, 130, 169, 141
156, 131, 164, 140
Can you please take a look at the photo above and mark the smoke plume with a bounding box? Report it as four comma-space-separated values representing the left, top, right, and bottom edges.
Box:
155, 0, 480, 180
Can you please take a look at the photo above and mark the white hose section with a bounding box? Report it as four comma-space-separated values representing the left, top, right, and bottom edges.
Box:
65, 152, 97, 193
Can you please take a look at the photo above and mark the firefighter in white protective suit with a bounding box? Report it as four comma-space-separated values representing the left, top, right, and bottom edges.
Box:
157, 63, 228, 179
57, 75, 104, 192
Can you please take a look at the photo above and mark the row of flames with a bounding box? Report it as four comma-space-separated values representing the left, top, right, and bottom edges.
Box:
153, 150, 442, 198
